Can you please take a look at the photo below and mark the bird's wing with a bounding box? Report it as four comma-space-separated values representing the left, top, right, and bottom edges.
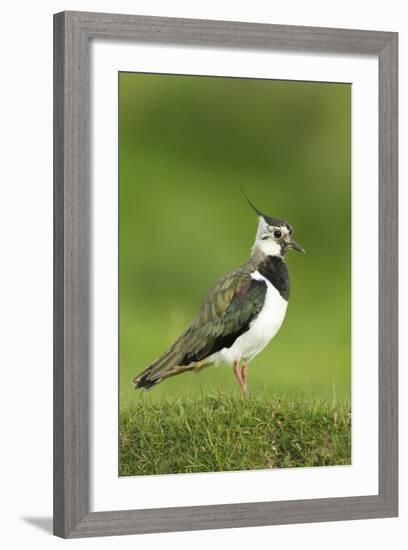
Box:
133, 264, 267, 389
180, 266, 267, 364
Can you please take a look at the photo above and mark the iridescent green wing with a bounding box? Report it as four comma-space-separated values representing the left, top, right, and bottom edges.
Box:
180, 265, 267, 365
132, 264, 267, 389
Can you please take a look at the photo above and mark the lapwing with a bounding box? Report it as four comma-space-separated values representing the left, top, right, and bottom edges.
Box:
133, 194, 305, 396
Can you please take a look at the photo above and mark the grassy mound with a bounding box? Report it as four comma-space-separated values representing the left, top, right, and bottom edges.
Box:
119, 394, 351, 476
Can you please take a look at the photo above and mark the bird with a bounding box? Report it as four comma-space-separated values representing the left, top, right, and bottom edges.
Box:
132, 193, 305, 396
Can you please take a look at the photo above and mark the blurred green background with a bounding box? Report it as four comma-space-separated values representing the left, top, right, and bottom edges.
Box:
119, 72, 351, 408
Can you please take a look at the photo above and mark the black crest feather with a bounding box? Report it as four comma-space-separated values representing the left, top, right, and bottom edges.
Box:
240, 187, 290, 229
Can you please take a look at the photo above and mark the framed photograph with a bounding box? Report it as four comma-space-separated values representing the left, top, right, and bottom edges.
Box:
53, 11, 398, 538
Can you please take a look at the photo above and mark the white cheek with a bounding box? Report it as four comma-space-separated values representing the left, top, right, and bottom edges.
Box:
258, 239, 281, 256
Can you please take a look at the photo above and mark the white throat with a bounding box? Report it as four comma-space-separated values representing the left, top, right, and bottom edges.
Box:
253, 239, 282, 257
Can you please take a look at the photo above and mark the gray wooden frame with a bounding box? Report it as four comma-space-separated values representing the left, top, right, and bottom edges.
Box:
53, 10, 398, 538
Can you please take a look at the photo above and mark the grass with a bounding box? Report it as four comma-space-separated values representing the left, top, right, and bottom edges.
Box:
119, 393, 351, 476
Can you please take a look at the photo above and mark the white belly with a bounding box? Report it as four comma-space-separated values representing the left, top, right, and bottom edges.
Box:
206, 271, 288, 366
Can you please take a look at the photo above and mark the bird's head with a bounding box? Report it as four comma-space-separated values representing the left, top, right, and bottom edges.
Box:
241, 190, 305, 258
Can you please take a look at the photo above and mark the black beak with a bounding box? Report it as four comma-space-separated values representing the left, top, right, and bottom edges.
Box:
288, 239, 305, 253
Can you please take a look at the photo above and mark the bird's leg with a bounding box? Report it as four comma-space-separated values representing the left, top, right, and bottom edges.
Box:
241, 363, 249, 396
233, 361, 248, 397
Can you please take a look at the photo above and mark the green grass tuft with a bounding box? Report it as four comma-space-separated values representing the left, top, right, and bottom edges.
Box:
120, 394, 351, 476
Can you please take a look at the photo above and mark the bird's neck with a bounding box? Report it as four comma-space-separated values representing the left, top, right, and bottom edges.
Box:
252, 253, 290, 300
249, 246, 284, 268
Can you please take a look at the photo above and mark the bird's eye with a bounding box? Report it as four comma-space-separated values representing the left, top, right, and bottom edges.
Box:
273, 230, 282, 239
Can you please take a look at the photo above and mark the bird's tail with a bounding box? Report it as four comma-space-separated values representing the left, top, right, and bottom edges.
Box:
132, 337, 189, 391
